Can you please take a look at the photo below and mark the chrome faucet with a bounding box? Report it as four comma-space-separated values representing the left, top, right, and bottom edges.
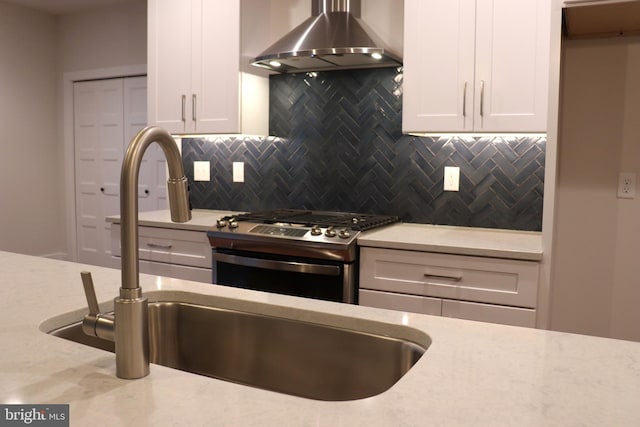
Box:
80, 126, 191, 379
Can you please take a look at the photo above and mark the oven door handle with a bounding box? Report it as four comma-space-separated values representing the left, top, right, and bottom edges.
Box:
213, 252, 341, 276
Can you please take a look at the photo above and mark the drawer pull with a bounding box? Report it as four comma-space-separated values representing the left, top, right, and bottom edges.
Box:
146, 243, 173, 250
424, 273, 462, 282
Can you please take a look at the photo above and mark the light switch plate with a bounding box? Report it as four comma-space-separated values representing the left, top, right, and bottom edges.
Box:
193, 161, 210, 182
233, 162, 244, 183
444, 166, 460, 192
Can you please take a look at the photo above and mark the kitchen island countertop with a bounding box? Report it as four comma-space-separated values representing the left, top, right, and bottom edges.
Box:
1, 251, 639, 426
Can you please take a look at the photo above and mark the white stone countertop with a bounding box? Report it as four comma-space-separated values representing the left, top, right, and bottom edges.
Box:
106, 209, 242, 232
359, 223, 543, 261
107, 209, 240, 231
107, 210, 543, 261
2, 251, 639, 426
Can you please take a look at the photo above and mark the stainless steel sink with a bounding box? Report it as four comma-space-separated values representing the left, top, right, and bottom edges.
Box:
48, 301, 428, 401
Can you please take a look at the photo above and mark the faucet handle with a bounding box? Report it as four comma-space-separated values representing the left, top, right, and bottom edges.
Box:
80, 271, 115, 341
81, 271, 100, 316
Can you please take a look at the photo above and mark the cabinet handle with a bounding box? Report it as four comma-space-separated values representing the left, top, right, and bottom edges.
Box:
462, 81, 467, 117
146, 243, 173, 250
192, 94, 197, 122
480, 80, 485, 117
424, 273, 462, 282
181, 94, 186, 122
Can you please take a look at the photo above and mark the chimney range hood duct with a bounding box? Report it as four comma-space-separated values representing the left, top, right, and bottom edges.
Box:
251, 0, 402, 73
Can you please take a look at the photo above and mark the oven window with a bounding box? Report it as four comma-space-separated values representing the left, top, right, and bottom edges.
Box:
213, 249, 351, 303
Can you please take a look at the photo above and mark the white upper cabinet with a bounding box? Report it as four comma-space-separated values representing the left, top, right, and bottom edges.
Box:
402, 0, 551, 133
148, 0, 269, 135
403, 0, 476, 132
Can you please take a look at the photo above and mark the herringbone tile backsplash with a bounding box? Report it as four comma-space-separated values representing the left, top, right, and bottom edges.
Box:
183, 68, 545, 231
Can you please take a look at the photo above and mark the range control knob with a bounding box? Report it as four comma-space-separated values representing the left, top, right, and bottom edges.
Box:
216, 219, 228, 228
229, 220, 239, 229
310, 225, 322, 236
338, 228, 351, 239
324, 226, 337, 238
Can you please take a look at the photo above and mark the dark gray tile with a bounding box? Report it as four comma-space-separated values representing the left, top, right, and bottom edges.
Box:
182, 68, 545, 231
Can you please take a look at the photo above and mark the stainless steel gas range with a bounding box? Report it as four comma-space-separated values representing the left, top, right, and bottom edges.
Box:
206, 209, 399, 303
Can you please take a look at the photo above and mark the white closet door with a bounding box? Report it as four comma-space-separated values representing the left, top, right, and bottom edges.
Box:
124, 76, 168, 212
74, 78, 124, 267
75, 76, 162, 267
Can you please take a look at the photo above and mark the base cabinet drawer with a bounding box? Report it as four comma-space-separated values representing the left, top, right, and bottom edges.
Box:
360, 247, 539, 308
442, 300, 536, 328
359, 247, 540, 328
111, 224, 211, 268
110, 224, 212, 283
359, 289, 442, 316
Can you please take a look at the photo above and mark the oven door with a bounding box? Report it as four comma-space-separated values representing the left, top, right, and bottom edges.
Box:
212, 248, 356, 303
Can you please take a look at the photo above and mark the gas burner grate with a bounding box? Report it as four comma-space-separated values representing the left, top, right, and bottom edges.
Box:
222, 210, 399, 232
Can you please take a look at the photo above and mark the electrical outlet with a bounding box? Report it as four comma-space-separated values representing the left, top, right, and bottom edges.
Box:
233, 162, 244, 183
193, 161, 210, 182
444, 166, 460, 192
617, 172, 636, 199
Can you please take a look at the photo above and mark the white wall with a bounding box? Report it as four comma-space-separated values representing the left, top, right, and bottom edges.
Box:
57, 0, 147, 73
57, 0, 147, 261
551, 36, 640, 341
0, 0, 146, 259
0, 2, 63, 257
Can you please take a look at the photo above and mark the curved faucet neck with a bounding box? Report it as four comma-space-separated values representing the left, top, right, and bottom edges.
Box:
120, 126, 191, 292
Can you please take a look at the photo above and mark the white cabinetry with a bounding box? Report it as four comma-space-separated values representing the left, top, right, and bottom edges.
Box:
359, 247, 539, 327
111, 224, 211, 283
148, 0, 268, 135
402, 0, 551, 133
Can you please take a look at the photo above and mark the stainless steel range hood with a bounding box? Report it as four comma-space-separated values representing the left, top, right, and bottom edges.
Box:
251, 0, 402, 73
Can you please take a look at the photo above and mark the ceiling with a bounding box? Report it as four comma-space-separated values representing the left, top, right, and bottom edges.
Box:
3, 0, 142, 15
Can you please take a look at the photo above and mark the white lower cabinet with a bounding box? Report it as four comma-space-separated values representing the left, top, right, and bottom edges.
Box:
359, 289, 443, 316
441, 300, 536, 328
111, 224, 211, 283
359, 247, 539, 327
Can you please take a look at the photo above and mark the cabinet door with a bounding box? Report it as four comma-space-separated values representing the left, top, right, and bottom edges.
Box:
148, 0, 193, 134
359, 289, 442, 316
402, 0, 476, 133
442, 299, 536, 328
139, 260, 212, 283
474, 0, 551, 132
74, 79, 124, 267
192, 0, 241, 133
